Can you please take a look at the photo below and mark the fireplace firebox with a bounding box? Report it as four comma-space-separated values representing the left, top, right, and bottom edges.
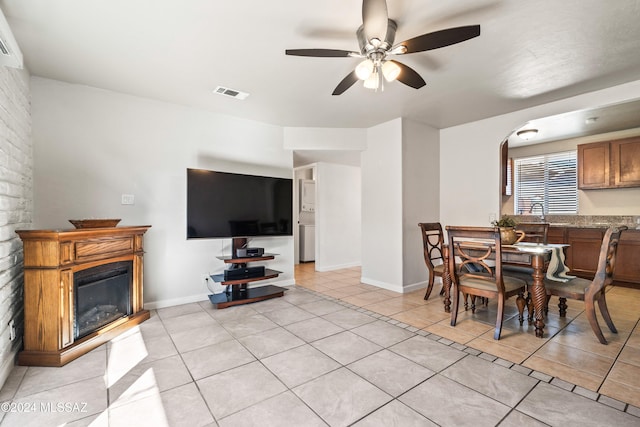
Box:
74, 261, 133, 339
17, 226, 151, 367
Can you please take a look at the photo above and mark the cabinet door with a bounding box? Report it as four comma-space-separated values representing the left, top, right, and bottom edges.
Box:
547, 227, 566, 244
565, 228, 604, 279
613, 230, 640, 286
611, 137, 640, 188
578, 141, 610, 189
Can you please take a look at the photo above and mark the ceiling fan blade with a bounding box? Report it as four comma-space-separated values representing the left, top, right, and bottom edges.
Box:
285, 49, 358, 58
362, 0, 389, 41
332, 71, 359, 95
392, 61, 426, 89
398, 25, 480, 54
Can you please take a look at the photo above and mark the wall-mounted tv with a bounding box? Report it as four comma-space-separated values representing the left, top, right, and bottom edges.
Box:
186, 168, 293, 239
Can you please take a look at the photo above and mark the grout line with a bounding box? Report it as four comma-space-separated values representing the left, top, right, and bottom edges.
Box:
294, 281, 640, 418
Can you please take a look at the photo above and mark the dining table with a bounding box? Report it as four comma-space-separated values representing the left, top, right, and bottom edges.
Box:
441, 241, 567, 338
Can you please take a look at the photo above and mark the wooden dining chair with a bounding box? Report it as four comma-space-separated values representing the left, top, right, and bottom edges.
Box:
544, 226, 627, 344
446, 226, 528, 340
515, 222, 550, 244
418, 222, 445, 300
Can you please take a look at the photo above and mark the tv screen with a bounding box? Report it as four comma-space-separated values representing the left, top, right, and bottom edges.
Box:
186, 168, 293, 239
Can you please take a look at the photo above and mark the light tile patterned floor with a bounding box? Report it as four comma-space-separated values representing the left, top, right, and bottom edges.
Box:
0, 264, 638, 426
296, 263, 640, 408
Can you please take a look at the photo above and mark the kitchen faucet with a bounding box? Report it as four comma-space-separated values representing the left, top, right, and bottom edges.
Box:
529, 202, 545, 221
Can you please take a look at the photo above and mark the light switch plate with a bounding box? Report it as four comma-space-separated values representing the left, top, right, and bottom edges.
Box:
121, 194, 135, 205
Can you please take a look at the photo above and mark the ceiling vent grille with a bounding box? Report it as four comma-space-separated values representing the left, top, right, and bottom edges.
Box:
0, 8, 23, 69
213, 86, 249, 100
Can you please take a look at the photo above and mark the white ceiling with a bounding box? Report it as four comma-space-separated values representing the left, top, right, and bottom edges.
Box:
3, 0, 640, 154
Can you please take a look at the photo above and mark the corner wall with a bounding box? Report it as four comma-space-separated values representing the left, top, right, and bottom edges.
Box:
0, 65, 32, 389
401, 119, 440, 290
361, 119, 403, 289
360, 118, 440, 292
315, 162, 361, 271
30, 77, 294, 309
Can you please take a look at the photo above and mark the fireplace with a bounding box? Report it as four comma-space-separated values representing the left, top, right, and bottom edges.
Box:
17, 226, 151, 367
74, 261, 133, 339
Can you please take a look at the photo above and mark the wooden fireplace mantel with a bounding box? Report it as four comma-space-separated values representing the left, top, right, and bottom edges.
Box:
16, 225, 151, 366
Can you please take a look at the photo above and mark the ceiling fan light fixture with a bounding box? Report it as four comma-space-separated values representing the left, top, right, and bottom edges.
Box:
382, 60, 400, 82
363, 69, 380, 90
516, 129, 539, 140
355, 59, 374, 80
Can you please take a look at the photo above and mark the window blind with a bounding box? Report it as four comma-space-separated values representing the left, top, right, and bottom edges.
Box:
514, 151, 578, 215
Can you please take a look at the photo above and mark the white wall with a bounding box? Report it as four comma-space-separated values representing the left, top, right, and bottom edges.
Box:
284, 127, 366, 151
440, 80, 640, 228
30, 77, 295, 309
0, 65, 31, 390
402, 119, 440, 289
315, 162, 361, 271
361, 118, 403, 290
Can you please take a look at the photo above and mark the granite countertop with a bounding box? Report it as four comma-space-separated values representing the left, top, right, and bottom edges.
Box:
511, 215, 640, 230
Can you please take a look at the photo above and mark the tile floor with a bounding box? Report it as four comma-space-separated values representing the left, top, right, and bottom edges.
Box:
0, 263, 638, 426
296, 264, 640, 407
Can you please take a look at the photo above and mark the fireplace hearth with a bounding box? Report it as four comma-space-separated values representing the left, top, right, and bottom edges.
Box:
17, 226, 151, 367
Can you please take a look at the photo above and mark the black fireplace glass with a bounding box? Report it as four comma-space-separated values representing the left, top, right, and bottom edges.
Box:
74, 261, 133, 339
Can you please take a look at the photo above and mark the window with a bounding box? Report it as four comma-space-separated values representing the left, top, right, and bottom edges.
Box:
514, 151, 578, 215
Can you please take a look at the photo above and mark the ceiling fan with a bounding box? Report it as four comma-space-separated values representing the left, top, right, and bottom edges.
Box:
285, 0, 480, 95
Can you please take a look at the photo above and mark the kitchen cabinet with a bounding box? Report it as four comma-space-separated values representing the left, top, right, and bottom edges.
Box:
578, 141, 610, 189
615, 231, 640, 284
565, 228, 605, 279
547, 226, 566, 244
611, 137, 640, 187
549, 225, 640, 289
578, 136, 640, 189
501, 141, 512, 196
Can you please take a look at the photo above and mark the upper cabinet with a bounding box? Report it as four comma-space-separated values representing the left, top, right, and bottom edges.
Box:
578, 136, 640, 189
611, 137, 640, 187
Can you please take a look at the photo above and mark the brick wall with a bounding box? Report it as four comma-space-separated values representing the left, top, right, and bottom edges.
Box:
0, 65, 32, 389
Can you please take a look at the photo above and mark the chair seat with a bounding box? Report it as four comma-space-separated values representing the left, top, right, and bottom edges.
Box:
502, 265, 534, 286
433, 263, 445, 275
459, 274, 526, 293
544, 276, 591, 300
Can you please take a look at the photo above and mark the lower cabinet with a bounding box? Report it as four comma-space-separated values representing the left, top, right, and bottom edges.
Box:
565, 228, 605, 279
547, 226, 566, 244
549, 226, 640, 288
615, 231, 640, 284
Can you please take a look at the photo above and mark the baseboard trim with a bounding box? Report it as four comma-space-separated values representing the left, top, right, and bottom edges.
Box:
0, 343, 21, 391
315, 262, 361, 272
360, 277, 428, 294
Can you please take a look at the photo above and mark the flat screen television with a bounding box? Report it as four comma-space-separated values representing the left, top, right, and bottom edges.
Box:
186, 168, 293, 239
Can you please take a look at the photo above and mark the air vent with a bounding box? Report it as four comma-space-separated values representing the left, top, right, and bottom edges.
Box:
0, 8, 23, 69
213, 86, 249, 100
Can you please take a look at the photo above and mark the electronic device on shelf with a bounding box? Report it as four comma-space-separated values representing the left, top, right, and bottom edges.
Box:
223, 266, 266, 281
236, 247, 264, 257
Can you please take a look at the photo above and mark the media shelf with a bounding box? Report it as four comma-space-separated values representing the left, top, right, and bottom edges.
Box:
209, 241, 286, 309
210, 268, 281, 285
217, 254, 277, 264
